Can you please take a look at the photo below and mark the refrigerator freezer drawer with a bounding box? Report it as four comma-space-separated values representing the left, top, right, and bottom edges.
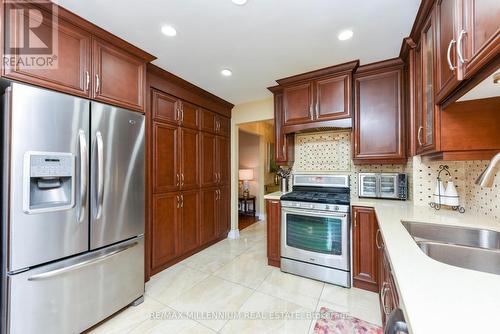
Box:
7, 237, 144, 334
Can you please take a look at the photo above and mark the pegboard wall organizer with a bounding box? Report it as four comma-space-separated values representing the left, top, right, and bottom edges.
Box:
429, 165, 465, 213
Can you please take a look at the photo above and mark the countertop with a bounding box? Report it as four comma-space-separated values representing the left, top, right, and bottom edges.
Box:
263, 191, 283, 201
352, 198, 500, 334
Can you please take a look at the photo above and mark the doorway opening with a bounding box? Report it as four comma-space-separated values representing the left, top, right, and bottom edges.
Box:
237, 119, 277, 231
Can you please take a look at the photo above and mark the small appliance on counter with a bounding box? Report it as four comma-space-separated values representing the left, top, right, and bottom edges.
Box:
280, 174, 350, 287
358, 173, 407, 200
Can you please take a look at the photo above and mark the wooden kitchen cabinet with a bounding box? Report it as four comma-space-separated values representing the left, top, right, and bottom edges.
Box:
3, 1, 92, 98
2, 1, 154, 111
460, 0, 500, 79
200, 188, 218, 245
179, 191, 200, 254
283, 82, 314, 126
352, 206, 379, 292
92, 38, 146, 111
151, 193, 179, 269
216, 136, 230, 185
153, 122, 179, 193
180, 128, 200, 190
266, 199, 281, 267
201, 132, 217, 187
152, 90, 180, 125
435, 0, 462, 102
379, 246, 399, 326
217, 186, 230, 237
201, 109, 230, 136
180, 101, 200, 130
315, 74, 352, 121
353, 59, 406, 164
270, 88, 295, 165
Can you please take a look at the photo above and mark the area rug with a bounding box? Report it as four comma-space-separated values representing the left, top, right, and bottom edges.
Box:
313, 307, 382, 334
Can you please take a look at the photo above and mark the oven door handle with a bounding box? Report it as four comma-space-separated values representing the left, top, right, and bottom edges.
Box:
282, 208, 348, 218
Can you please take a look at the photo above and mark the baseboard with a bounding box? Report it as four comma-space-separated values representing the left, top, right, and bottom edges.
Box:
227, 229, 240, 239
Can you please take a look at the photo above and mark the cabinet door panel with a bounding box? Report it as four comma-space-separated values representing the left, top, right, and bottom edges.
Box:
216, 136, 230, 185
180, 191, 200, 253
266, 200, 281, 267
3, 3, 91, 97
152, 193, 178, 269
201, 132, 217, 187
93, 38, 145, 111
153, 122, 179, 193
217, 186, 230, 237
354, 68, 405, 163
201, 109, 216, 133
316, 75, 351, 120
181, 102, 200, 130
462, 0, 500, 78
180, 128, 199, 190
217, 116, 230, 137
435, 0, 461, 101
283, 82, 313, 125
200, 189, 218, 244
352, 207, 378, 292
152, 90, 179, 124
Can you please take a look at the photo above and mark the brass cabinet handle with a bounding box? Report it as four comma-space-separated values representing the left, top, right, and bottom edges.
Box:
354, 211, 357, 228
176, 173, 180, 187
180, 195, 184, 208
176, 195, 180, 208
457, 30, 467, 64
181, 173, 184, 188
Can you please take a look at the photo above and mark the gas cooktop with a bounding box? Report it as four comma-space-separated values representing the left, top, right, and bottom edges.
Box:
280, 190, 350, 205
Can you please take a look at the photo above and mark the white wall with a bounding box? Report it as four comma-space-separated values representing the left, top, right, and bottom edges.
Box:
229, 97, 274, 237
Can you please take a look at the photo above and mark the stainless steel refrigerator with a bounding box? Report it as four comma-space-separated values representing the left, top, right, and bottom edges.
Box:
1, 83, 145, 334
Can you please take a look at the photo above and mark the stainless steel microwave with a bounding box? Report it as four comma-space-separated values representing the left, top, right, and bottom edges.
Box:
358, 173, 408, 200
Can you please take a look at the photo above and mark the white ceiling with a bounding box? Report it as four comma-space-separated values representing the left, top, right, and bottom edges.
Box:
57, 0, 421, 105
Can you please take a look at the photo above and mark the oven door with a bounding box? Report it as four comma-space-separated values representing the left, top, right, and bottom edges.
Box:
281, 207, 349, 270
379, 174, 399, 199
359, 173, 378, 198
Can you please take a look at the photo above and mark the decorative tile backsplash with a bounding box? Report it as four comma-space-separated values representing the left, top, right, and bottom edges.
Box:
292, 130, 499, 222
293, 131, 412, 198
412, 157, 499, 221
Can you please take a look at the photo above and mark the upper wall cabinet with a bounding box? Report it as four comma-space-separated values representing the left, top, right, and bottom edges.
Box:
92, 38, 146, 111
2, 1, 155, 112
434, 0, 500, 102
273, 60, 358, 133
3, 1, 91, 97
353, 59, 406, 165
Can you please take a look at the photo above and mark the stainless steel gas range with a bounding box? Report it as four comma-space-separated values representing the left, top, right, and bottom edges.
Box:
280, 174, 350, 287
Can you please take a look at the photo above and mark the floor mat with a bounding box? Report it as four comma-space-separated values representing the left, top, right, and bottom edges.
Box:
313, 307, 383, 334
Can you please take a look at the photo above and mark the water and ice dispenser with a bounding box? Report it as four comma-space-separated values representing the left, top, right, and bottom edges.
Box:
23, 152, 75, 213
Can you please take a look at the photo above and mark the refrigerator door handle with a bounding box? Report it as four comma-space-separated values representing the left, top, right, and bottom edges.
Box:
78, 130, 88, 223
27, 241, 138, 281
95, 131, 104, 220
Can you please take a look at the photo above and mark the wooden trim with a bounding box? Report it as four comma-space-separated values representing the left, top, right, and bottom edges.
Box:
422, 150, 499, 161
405, 0, 437, 48
147, 64, 234, 115
399, 37, 417, 59
267, 259, 280, 268
27, 0, 156, 62
275, 60, 359, 86
354, 58, 405, 75
282, 118, 352, 134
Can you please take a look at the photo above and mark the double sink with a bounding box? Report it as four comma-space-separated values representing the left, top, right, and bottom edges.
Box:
402, 221, 500, 275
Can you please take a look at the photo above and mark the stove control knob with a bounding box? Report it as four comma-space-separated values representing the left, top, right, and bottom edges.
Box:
325, 205, 330, 210
334, 205, 340, 211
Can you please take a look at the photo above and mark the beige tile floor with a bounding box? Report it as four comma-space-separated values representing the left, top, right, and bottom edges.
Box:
90, 221, 381, 333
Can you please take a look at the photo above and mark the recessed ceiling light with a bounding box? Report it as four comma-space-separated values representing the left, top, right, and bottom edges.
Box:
232, 0, 248, 5
338, 30, 353, 41
221, 69, 233, 77
161, 25, 177, 37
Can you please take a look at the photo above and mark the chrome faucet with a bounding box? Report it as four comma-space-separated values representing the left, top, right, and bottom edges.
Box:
475, 153, 500, 187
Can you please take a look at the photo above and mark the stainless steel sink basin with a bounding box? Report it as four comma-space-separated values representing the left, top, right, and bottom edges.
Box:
417, 241, 500, 275
402, 221, 500, 250
402, 221, 500, 275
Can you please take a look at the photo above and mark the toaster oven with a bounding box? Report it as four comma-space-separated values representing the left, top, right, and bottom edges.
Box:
358, 173, 408, 200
